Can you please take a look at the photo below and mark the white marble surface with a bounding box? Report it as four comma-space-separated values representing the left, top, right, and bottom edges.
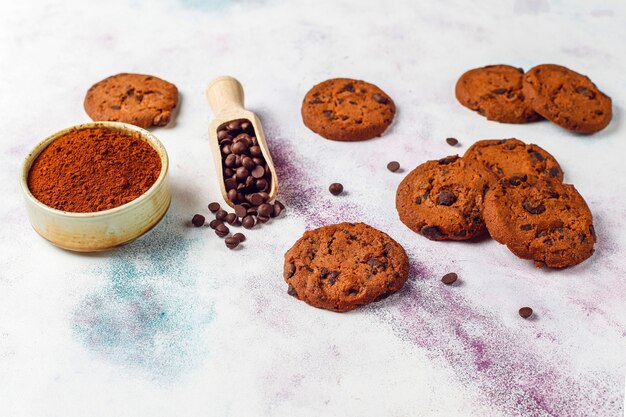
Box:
1, 0, 625, 416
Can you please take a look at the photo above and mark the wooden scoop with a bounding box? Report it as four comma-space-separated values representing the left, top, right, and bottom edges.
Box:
206, 76, 278, 208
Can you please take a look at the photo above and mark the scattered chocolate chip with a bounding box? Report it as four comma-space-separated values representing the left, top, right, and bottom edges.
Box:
257, 203, 273, 218
518, 307, 533, 319
437, 190, 457, 206
215, 209, 228, 220
329, 183, 344, 195
233, 232, 246, 242
225, 236, 240, 249
272, 200, 285, 217
491, 88, 507, 95
441, 272, 457, 285
372, 93, 389, 104
209, 219, 223, 229
208, 202, 220, 213
575, 86, 595, 99
215, 223, 229, 237
191, 214, 205, 227
446, 137, 458, 146
242, 215, 256, 229
234, 204, 247, 218
387, 161, 400, 172
523, 200, 546, 215
225, 213, 238, 225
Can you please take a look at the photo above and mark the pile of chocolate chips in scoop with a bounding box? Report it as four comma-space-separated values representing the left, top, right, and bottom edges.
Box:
190, 119, 285, 249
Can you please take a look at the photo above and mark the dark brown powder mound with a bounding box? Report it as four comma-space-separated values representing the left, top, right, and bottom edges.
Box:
28, 127, 162, 213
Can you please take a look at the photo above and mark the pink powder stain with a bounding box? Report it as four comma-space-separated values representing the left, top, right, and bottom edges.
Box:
262, 123, 623, 416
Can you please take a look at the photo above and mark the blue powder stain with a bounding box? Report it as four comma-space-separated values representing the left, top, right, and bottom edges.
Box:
73, 212, 214, 381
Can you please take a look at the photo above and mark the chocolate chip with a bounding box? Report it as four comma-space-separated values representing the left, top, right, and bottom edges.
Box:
272, 201, 285, 217
415, 196, 422, 205
438, 155, 458, 165
329, 183, 343, 195
231, 141, 248, 155
225, 236, 240, 249
367, 259, 382, 268
421, 225, 444, 239
233, 232, 246, 242
523, 200, 546, 215
215, 209, 228, 220
257, 203, 273, 217
209, 219, 223, 229
518, 307, 533, 319
257, 215, 270, 223
234, 204, 247, 218
575, 86, 595, 98
441, 272, 457, 285
372, 93, 389, 104
589, 225, 596, 241
322, 110, 334, 120
387, 161, 400, 172
343, 83, 354, 92
225, 213, 238, 225
251, 165, 265, 178
191, 214, 205, 227
446, 137, 458, 146
530, 151, 545, 162
242, 215, 256, 229
520, 224, 534, 231
491, 88, 507, 94
509, 175, 526, 186
110, 105, 121, 110
548, 166, 561, 178
437, 190, 457, 206
215, 223, 229, 237
224, 178, 237, 191
286, 262, 296, 279
208, 202, 220, 213
250, 193, 264, 206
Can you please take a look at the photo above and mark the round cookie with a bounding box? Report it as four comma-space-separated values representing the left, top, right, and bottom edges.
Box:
284, 222, 409, 312
483, 177, 595, 268
464, 138, 563, 184
455, 65, 542, 124
301, 78, 395, 141
523, 64, 612, 134
84, 73, 179, 129
396, 155, 489, 241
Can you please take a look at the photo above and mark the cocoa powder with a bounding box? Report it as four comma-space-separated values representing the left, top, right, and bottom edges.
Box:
28, 127, 161, 213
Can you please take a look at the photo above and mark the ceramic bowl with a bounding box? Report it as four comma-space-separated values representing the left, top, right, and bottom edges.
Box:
20, 121, 171, 252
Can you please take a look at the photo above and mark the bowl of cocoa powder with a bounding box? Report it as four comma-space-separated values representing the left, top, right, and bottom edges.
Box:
21, 122, 170, 252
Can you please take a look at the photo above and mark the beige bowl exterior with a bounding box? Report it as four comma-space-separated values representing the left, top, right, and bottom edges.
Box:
21, 122, 171, 252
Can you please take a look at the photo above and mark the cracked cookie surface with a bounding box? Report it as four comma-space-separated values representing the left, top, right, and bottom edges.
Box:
483, 177, 595, 268
84, 73, 179, 129
464, 138, 563, 185
522, 64, 612, 134
455, 65, 541, 123
301, 78, 395, 141
283, 222, 409, 312
396, 155, 489, 241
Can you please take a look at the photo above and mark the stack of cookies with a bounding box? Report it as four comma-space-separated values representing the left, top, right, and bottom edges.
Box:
455, 64, 612, 134
396, 138, 596, 268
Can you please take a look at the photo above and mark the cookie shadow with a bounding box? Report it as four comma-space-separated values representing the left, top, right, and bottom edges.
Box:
160, 91, 183, 130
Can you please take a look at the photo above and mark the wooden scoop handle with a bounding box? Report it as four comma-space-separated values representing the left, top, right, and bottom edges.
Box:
206, 76, 245, 116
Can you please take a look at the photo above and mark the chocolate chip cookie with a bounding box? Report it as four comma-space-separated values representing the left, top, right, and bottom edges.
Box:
455, 65, 542, 123
396, 155, 489, 241
84, 73, 179, 129
284, 222, 409, 312
523, 64, 612, 134
301, 78, 395, 141
464, 138, 563, 184
483, 177, 595, 268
